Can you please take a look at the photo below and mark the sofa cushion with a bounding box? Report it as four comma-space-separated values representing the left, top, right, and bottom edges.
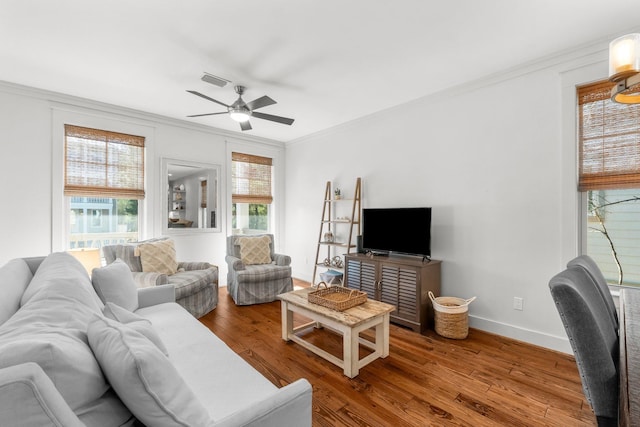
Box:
20, 252, 103, 311
0, 259, 33, 325
103, 302, 168, 355
92, 259, 138, 311
237, 235, 272, 265
0, 252, 132, 423
87, 315, 213, 427
135, 239, 178, 275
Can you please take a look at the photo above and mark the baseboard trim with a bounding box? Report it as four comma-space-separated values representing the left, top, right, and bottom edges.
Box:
469, 315, 572, 354
292, 274, 573, 354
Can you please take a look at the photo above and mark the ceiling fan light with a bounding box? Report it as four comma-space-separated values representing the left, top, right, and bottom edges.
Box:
229, 108, 251, 122
609, 33, 640, 82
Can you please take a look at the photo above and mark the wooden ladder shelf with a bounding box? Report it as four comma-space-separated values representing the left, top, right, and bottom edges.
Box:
312, 177, 362, 286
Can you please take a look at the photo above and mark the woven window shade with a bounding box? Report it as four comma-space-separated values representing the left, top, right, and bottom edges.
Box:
64, 125, 145, 199
232, 152, 273, 204
578, 80, 640, 191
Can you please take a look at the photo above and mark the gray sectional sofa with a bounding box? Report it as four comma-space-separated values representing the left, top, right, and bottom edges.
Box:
0, 252, 312, 426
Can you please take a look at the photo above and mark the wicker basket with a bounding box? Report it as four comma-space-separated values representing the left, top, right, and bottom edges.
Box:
429, 291, 476, 339
308, 282, 367, 311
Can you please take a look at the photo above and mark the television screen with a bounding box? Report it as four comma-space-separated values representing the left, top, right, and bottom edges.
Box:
362, 207, 431, 257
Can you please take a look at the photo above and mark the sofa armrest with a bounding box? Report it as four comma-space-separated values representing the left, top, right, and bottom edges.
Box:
273, 253, 291, 266
0, 363, 85, 427
225, 255, 245, 271
178, 261, 214, 271
212, 379, 312, 427
137, 284, 176, 308
131, 271, 168, 288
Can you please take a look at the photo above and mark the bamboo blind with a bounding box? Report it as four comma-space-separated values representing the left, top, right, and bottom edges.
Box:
578, 80, 640, 191
231, 152, 273, 204
64, 125, 145, 199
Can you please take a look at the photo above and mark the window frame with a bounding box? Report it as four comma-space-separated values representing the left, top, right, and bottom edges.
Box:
51, 107, 155, 252
576, 78, 640, 288
225, 140, 285, 242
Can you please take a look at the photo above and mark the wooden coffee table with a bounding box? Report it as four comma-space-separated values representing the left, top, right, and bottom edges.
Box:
277, 287, 395, 378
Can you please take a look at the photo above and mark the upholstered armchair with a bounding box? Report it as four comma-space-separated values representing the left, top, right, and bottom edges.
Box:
102, 238, 218, 318
549, 266, 619, 426
225, 234, 293, 305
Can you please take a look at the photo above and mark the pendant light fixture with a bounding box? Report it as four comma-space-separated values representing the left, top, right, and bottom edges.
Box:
609, 33, 640, 104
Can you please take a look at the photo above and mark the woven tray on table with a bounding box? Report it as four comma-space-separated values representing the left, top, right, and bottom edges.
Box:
308, 282, 367, 311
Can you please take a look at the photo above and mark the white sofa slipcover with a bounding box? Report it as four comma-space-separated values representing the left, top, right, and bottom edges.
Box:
0, 253, 312, 426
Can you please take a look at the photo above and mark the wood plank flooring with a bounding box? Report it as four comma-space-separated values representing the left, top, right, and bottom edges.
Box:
198, 281, 596, 426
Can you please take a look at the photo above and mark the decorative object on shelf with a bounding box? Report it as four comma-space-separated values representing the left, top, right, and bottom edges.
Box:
175, 192, 183, 200
323, 257, 331, 267
168, 211, 180, 223
334, 188, 341, 200
319, 269, 344, 285
308, 282, 367, 311
608, 33, 640, 104
323, 231, 334, 243
331, 256, 343, 268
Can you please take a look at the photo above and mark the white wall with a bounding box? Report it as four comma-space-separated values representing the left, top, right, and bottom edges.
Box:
0, 82, 285, 285
285, 44, 610, 353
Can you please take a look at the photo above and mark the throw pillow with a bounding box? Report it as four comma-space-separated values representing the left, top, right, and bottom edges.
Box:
87, 315, 213, 427
237, 236, 272, 265
102, 302, 168, 356
135, 239, 178, 275
92, 259, 138, 312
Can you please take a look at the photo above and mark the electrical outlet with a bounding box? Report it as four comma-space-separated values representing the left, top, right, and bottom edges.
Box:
513, 297, 524, 311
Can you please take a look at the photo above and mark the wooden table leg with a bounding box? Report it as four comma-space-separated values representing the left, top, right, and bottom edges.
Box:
380, 313, 390, 358
343, 327, 359, 378
280, 300, 293, 341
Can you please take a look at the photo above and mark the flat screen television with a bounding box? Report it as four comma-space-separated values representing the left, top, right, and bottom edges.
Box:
362, 207, 431, 257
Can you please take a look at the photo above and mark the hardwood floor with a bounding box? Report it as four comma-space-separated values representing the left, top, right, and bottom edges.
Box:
199, 281, 596, 426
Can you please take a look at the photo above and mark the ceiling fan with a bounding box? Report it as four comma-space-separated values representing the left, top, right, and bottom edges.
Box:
186, 85, 295, 131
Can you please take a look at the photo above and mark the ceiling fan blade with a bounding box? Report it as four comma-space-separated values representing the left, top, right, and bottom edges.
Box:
186, 112, 228, 118
187, 90, 230, 108
251, 111, 295, 125
240, 121, 252, 131
246, 95, 276, 111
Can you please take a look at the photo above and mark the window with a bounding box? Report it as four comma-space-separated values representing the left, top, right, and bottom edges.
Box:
231, 152, 273, 235
64, 125, 145, 248
578, 81, 640, 286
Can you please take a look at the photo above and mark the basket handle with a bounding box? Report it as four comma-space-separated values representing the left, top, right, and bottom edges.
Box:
460, 296, 477, 306
348, 289, 356, 298
428, 291, 476, 306
316, 281, 328, 290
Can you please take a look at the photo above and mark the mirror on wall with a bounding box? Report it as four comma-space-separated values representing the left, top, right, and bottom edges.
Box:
162, 158, 221, 233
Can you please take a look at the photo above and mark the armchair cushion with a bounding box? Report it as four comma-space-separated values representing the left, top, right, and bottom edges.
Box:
237, 236, 272, 265
91, 259, 138, 312
134, 239, 178, 275
87, 315, 213, 427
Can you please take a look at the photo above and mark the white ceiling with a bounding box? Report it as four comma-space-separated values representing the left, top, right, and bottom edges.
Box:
1, 0, 639, 142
